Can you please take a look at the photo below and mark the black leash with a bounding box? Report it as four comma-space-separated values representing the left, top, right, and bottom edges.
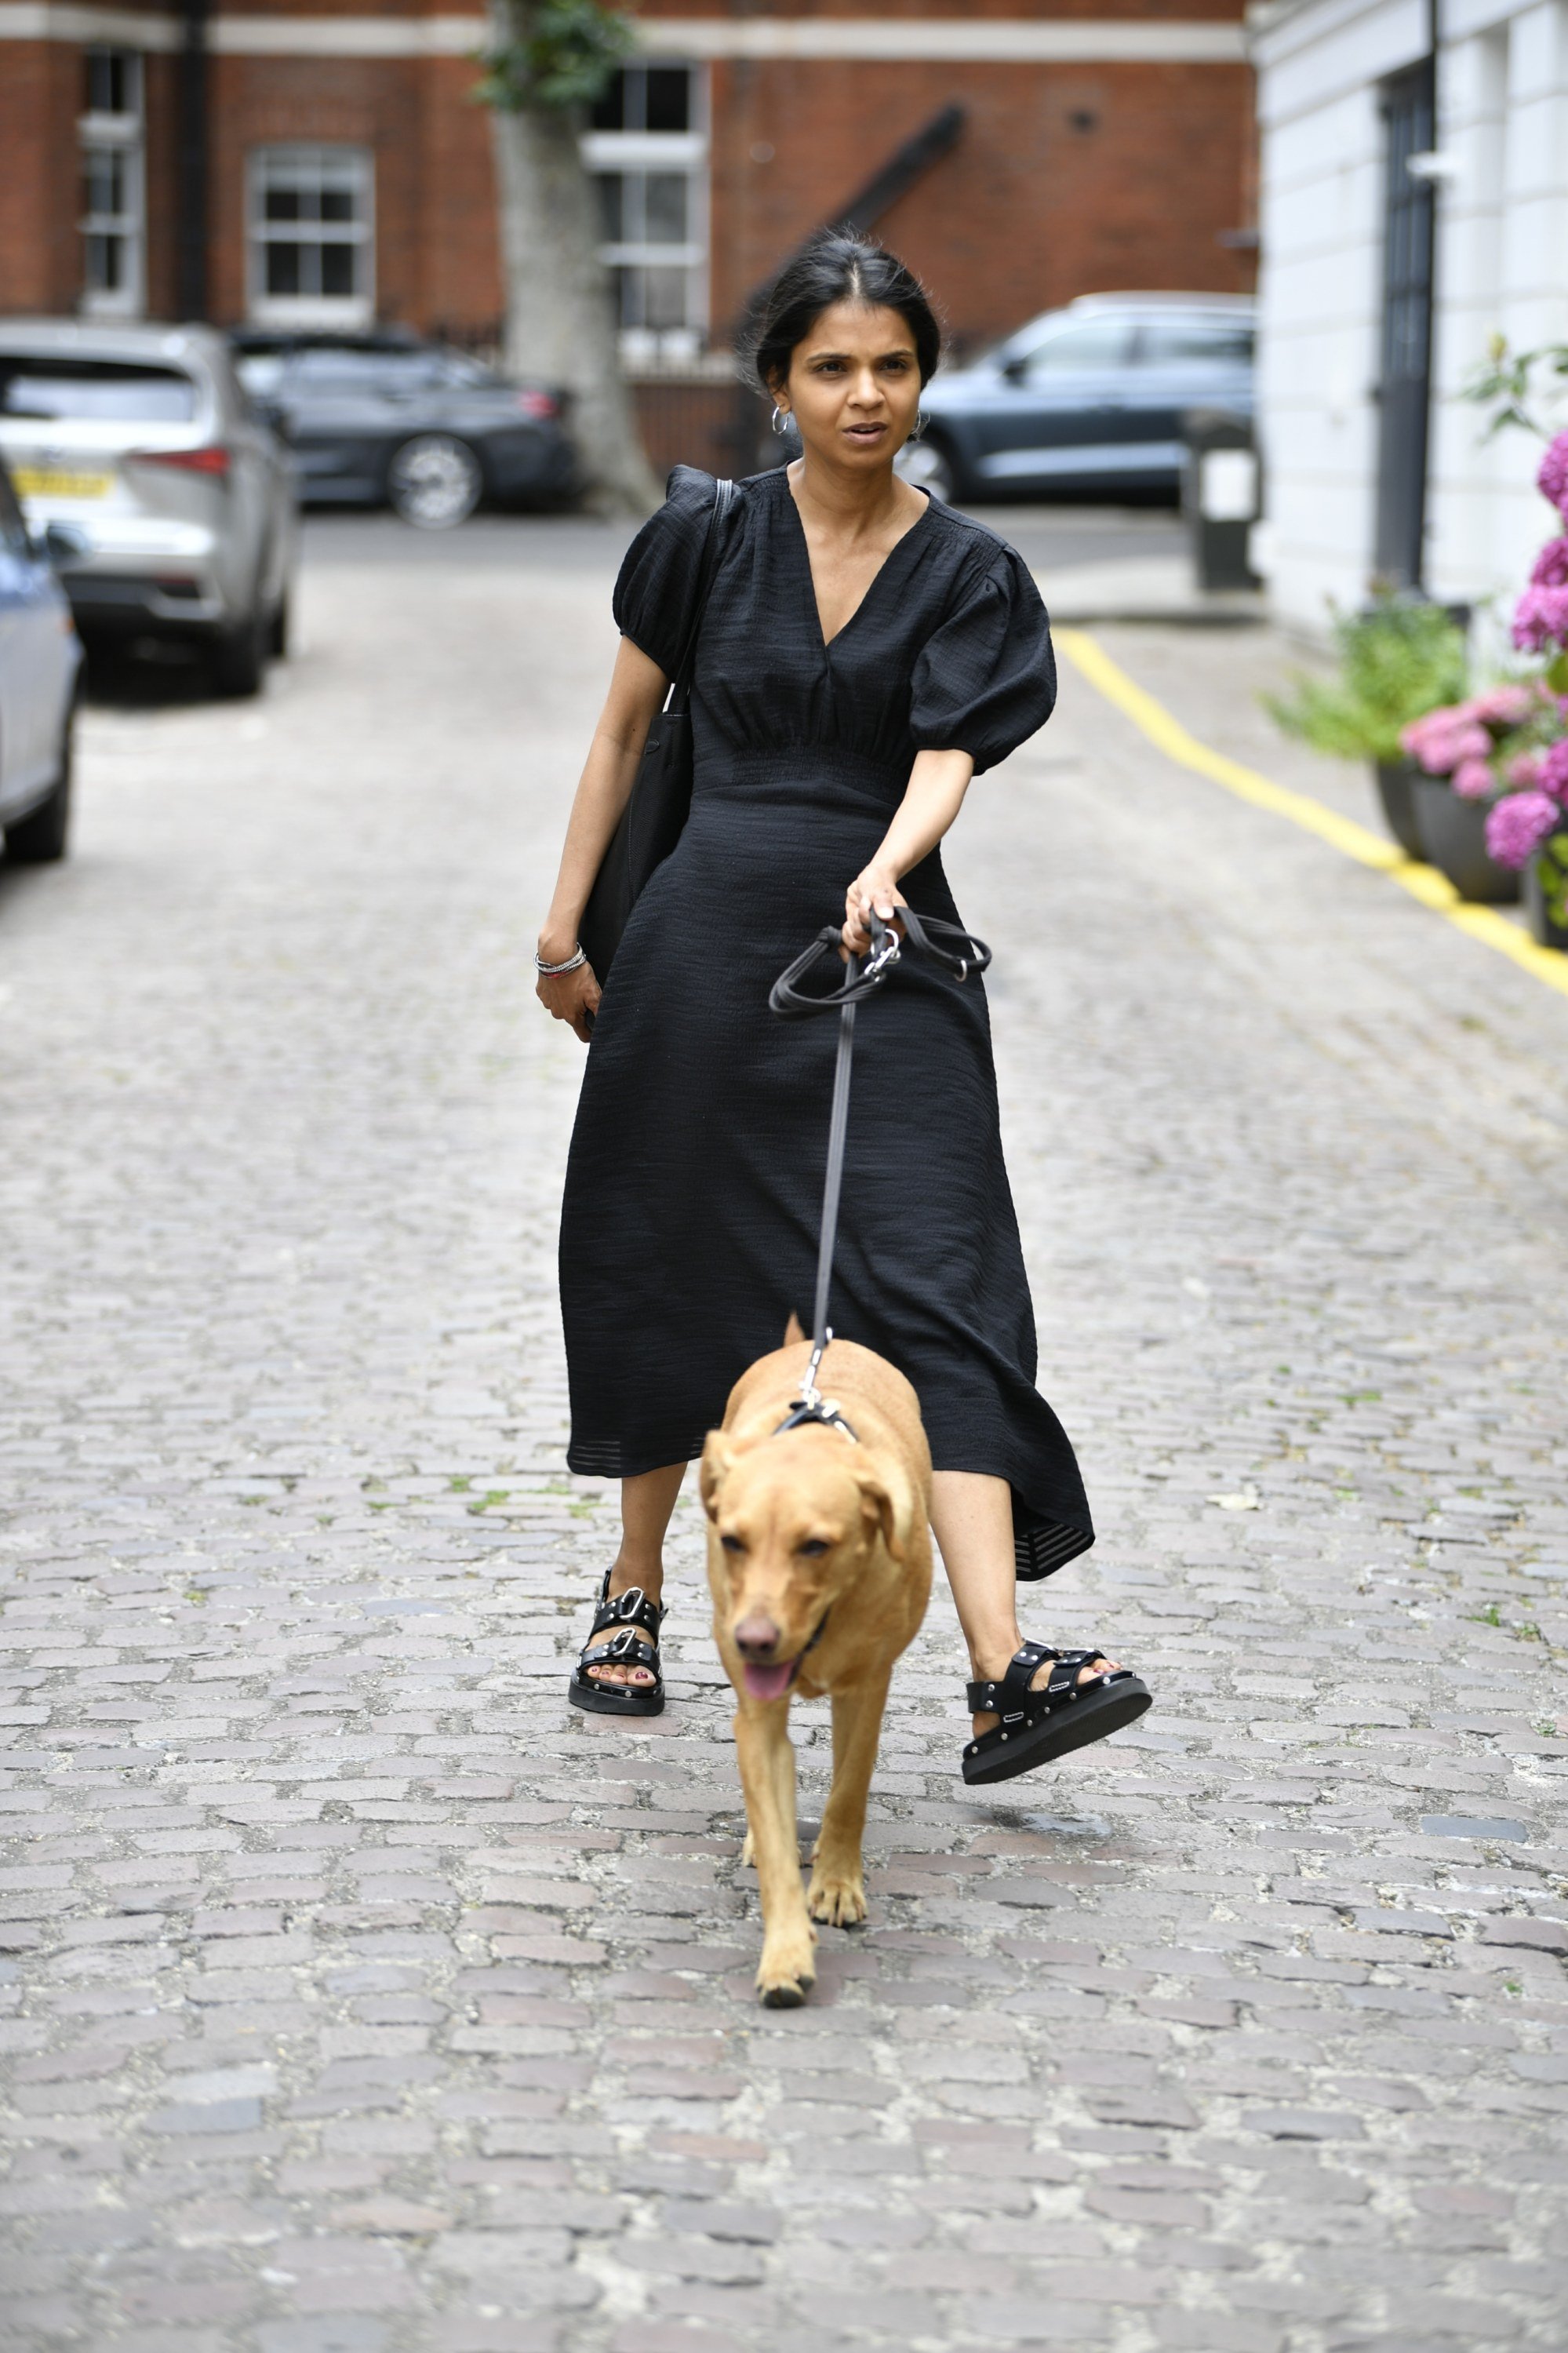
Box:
766, 905, 991, 1437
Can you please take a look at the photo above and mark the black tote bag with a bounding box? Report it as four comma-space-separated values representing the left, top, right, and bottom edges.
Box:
579, 475, 736, 984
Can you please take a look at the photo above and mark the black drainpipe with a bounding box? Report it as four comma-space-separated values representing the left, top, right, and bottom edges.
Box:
176, 0, 210, 320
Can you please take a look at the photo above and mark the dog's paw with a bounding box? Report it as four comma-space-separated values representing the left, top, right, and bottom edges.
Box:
755, 1927, 817, 2009
740, 1828, 755, 1870
806, 1868, 868, 1929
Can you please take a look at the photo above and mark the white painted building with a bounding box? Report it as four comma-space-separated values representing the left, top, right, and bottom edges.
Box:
1249, 0, 1568, 641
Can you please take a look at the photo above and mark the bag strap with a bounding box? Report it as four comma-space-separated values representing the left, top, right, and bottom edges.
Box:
664, 476, 735, 717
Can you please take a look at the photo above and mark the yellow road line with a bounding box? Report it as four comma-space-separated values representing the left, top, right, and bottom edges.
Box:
1057, 626, 1568, 1003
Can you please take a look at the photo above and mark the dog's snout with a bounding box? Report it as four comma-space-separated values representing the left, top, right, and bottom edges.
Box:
733, 1614, 781, 1660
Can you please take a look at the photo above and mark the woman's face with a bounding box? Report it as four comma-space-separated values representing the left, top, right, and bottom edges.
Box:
777, 300, 922, 472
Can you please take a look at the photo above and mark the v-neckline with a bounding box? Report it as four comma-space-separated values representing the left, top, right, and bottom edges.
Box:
780, 472, 933, 651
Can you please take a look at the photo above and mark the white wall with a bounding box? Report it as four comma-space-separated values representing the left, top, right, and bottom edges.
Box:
1250, 0, 1568, 643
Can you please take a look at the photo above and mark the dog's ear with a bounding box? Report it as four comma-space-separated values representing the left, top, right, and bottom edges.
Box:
783, 1312, 806, 1346
698, 1433, 733, 1521
852, 1458, 916, 1561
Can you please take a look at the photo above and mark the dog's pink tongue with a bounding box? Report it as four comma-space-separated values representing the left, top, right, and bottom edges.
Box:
742, 1660, 795, 1702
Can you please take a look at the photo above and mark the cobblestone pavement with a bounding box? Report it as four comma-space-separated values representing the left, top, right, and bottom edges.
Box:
2, 515, 1567, 2353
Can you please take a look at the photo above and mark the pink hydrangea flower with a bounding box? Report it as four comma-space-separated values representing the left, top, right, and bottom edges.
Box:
1530, 537, 1568, 589
1486, 789, 1561, 869
1452, 756, 1495, 800
1505, 751, 1543, 788
1472, 683, 1537, 726
1400, 703, 1495, 773
1539, 432, 1568, 521
1538, 739, 1568, 804
1512, 584, 1568, 654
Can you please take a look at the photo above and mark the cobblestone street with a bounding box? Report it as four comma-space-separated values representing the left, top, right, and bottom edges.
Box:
2, 513, 1567, 2353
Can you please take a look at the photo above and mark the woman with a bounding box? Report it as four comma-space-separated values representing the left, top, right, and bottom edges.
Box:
536, 235, 1150, 1783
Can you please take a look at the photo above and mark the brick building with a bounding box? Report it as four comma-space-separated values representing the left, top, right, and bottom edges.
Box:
1, 4, 1256, 384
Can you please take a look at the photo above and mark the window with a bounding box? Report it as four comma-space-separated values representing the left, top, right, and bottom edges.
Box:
1137, 319, 1255, 367
1022, 319, 1133, 374
581, 64, 708, 359
79, 46, 144, 317
0, 358, 196, 424
248, 148, 374, 327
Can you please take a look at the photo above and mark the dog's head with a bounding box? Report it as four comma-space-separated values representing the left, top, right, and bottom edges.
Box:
699, 1426, 914, 1701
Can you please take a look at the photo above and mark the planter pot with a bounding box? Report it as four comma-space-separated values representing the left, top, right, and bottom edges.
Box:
1373, 759, 1425, 858
1524, 857, 1568, 949
1410, 775, 1519, 904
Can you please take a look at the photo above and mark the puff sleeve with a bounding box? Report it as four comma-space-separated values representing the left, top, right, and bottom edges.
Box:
908, 546, 1057, 775
611, 464, 716, 678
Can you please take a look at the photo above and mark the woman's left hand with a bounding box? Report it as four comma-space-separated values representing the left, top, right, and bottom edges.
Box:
842, 869, 907, 956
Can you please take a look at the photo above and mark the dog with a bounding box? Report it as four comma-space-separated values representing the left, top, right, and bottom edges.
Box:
700, 1324, 933, 2006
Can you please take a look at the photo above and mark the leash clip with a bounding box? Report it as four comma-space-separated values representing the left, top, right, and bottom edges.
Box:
862, 911, 903, 985
775, 1328, 860, 1443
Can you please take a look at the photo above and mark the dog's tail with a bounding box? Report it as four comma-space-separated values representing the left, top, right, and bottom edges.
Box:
784, 1313, 806, 1346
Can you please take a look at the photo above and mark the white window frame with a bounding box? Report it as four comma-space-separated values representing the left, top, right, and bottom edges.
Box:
581, 61, 710, 362
247, 145, 375, 330
78, 46, 145, 320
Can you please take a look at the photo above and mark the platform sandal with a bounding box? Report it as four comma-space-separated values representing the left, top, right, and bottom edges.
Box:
962, 1641, 1151, 1786
567, 1571, 668, 1718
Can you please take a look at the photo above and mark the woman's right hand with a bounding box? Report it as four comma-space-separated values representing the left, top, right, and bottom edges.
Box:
537, 957, 602, 1046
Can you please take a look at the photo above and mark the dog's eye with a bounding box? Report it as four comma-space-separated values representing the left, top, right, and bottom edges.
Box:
797, 1539, 830, 1557
720, 1534, 746, 1554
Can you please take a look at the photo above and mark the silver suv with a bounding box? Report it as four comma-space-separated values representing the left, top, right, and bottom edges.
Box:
0, 320, 297, 696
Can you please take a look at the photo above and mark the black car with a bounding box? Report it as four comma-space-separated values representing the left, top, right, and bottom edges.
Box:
231, 331, 577, 527
901, 294, 1256, 504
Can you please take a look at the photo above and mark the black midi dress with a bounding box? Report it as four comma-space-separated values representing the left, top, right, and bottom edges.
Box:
559, 464, 1093, 1581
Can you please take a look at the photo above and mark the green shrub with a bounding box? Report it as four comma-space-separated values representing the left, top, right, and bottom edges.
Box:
1265, 599, 1469, 765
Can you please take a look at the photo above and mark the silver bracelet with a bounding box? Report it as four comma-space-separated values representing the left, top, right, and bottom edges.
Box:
535, 945, 586, 976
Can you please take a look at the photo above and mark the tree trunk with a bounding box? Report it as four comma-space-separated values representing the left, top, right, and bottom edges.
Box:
488, 15, 661, 516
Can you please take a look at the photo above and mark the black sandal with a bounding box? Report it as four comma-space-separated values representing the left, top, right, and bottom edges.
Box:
567, 1572, 668, 1717
962, 1641, 1151, 1786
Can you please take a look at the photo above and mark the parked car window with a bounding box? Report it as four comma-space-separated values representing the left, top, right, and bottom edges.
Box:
1137, 319, 1255, 366
0, 464, 31, 555
288, 349, 442, 393
437, 353, 496, 388
0, 357, 197, 422
1016, 319, 1133, 375
235, 351, 287, 398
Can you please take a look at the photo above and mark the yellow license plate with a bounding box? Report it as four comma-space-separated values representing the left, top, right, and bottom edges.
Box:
13, 467, 112, 498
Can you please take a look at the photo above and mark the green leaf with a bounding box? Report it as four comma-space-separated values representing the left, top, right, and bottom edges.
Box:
1459, 337, 1568, 440
475, 0, 633, 114
1264, 596, 1469, 763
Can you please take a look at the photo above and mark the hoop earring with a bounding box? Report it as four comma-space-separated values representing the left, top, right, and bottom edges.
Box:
771, 406, 791, 436
909, 410, 929, 444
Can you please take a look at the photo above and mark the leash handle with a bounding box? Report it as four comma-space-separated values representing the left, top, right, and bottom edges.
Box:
767, 906, 991, 1018
896, 902, 992, 980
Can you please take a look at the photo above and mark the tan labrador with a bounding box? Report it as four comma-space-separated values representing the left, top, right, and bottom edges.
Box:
700, 1329, 933, 2006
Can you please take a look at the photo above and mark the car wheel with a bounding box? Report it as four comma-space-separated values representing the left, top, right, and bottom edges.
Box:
4, 702, 74, 865
269, 588, 290, 660
387, 434, 483, 530
212, 606, 267, 698
897, 435, 959, 503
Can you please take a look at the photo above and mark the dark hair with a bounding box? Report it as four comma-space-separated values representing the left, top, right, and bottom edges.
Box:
751, 231, 942, 394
